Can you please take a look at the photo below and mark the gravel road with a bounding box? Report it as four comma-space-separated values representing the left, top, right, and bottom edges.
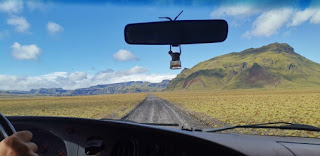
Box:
122, 94, 207, 129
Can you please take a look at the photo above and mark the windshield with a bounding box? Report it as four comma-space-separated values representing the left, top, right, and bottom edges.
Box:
0, 0, 319, 138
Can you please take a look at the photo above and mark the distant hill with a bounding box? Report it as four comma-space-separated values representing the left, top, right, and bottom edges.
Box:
67, 80, 170, 95
0, 80, 170, 96
167, 43, 320, 90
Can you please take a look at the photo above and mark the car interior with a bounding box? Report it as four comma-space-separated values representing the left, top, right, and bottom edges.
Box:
0, 1, 319, 156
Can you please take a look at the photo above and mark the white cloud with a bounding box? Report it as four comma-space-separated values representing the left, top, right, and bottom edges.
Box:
213, 5, 320, 38
69, 72, 87, 81
117, 66, 149, 76
113, 49, 139, 61
42, 72, 68, 80
93, 66, 148, 80
11, 42, 42, 60
7, 16, 30, 33
111, 74, 175, 85
244, 8, 293, 37
310, 9, 320, 24
47, 22, 64, 34
26, 1, 45, 11
288, 8, 319, 26
0, 0, 23, 14
210, 5, 260, 18
0, 66, 176, 91
128, 66, 148, 73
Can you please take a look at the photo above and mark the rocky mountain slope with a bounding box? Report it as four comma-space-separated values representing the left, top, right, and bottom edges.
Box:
167, 43, 320, 90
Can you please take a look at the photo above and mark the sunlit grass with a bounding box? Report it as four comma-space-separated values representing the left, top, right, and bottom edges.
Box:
0, 93, 146, 119
1, 89, 319, 138
154, 88, 320, 138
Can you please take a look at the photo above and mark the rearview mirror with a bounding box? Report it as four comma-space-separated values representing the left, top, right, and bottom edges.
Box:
124, 20, 228, 45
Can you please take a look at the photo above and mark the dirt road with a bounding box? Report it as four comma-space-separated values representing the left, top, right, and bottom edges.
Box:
122, 94, 207, 129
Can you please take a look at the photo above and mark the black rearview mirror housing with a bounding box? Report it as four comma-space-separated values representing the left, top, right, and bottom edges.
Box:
124, 20, 228, 45
124, 19, 228, 70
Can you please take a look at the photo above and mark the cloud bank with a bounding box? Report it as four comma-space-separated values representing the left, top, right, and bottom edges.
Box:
211, 6, 320, 38
0, 66, 176, 91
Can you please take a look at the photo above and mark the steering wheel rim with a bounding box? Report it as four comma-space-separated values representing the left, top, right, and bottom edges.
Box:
0, 113, 16, 139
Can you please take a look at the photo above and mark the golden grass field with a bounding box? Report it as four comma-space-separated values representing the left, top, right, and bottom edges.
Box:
0, 93, 146, 119
154, 89, 320, 138
0, 89, 319, 138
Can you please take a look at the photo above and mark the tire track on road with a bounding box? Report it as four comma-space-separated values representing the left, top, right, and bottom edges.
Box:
122, 94, 207, 129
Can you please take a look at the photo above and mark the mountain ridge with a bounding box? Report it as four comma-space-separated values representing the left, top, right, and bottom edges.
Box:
167, 42, 320, 90
0, 80, 170, 96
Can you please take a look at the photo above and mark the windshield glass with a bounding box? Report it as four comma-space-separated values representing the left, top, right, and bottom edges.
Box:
0, 0, 319, 138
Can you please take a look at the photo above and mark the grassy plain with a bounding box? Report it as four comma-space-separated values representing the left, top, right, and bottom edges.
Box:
0, 93, 146, 119
1, 89, 319, 137
154, 88, 320, 138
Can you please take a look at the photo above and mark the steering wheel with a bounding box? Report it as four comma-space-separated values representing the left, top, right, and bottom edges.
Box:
0, 113, 16, 139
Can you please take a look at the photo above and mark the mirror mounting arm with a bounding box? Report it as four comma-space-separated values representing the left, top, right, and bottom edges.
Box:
159, 10, 183, 22
174, 10, 183, 21
169, 44, 182, 69
169, 45, 182, 54
169, 44, 182, 60
159, 17, 173, 21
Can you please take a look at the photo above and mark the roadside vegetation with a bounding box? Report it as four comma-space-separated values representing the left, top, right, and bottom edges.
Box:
1, 89, 319, 138
154, 88, 320, 138
0, 93, 146, 119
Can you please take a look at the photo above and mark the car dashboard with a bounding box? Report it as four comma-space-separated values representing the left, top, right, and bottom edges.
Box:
7, 116, 320, 156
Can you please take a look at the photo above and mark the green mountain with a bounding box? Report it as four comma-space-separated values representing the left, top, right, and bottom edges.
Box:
167, 43, 320, 90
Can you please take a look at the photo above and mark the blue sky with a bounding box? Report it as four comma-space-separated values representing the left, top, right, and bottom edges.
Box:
0, 0, 320, 90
